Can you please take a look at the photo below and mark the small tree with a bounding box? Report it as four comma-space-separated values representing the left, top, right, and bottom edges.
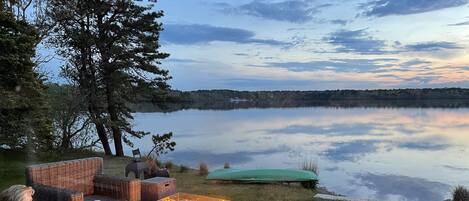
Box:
47, 84, 98, 150
147, 132, 176, 158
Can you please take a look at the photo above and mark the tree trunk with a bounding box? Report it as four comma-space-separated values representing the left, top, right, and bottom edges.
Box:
86, 98, 111, 154
95, 120, 112, 155
85, 81, 112, 156
111, 123, 124, 156
107, 100, 124, 156
60, 130, 70, 150
105, 77, 125, 157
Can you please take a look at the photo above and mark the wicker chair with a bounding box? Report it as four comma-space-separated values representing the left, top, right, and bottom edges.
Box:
26, 157, 141, 201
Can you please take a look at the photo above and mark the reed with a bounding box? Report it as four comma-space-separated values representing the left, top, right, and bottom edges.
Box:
199, 162, 209, 176
302, 160, 319, 175
179, 165, 189, 173
453, 186, 469, 201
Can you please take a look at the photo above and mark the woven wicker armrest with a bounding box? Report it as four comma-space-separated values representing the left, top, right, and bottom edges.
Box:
32, 184, 84, 201
93, 175, 141, 201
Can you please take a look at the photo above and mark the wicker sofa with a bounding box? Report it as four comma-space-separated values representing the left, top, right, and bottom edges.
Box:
26, 157, 141, 201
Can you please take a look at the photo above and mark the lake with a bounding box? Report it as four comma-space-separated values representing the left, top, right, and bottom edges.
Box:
127, 107, 469, 201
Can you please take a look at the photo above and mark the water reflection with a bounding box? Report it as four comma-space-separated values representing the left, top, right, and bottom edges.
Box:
322, 140, 381, 162
354, 173, 450, 201
269, 123, 382, 136
129, 107, 469, 201
166, 145, 291, 166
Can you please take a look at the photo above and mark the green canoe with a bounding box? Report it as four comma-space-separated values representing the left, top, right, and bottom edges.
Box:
206, 169, 318, 186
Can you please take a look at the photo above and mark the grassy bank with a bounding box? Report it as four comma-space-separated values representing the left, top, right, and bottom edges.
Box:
0, 150, 330, 201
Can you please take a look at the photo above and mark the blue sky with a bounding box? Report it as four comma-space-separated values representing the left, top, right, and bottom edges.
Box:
42, 0, 469, 90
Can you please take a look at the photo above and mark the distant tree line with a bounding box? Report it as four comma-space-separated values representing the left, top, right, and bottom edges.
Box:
132, 88, 469, 112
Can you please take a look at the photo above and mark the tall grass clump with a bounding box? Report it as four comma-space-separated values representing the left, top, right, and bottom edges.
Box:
145, 158, 158, 173
453, 186, 469, 201
302, 160, 319, 175
224, 162, 230, 169
164, 161, 173, 169
199, 162, 209, 176
179, 165, 189, 173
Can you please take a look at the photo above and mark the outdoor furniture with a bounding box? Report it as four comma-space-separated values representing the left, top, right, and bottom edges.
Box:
132, 149, 142, 162
26, 157, 141, 201
158, 192, 229, 201
141, 177, 177, 201
144, 169, 170, 179
125, 161, 151, 179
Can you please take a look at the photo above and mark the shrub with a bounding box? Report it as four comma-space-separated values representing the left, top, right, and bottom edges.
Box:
155, 159, 162, 168
179, 165, 189, 173
164, 161, 173, 169
453, 186, 469, 201
145, 158, 158, 173
199, 162, 209, 176
224, 162, 230, 169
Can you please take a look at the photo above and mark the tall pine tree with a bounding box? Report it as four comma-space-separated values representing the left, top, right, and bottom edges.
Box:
47, 0, 171, 156
0, 9, 53, 151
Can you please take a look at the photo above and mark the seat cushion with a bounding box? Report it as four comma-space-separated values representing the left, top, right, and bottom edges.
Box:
84, 195, 122, 201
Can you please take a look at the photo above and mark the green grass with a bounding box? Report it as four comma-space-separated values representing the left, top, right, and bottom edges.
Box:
0, 150, 331, 201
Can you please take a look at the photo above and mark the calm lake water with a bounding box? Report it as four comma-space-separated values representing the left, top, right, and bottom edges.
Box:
127, 107, 469, 201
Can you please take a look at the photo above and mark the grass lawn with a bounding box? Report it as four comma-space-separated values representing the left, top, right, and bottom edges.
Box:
0, 150, 332, 201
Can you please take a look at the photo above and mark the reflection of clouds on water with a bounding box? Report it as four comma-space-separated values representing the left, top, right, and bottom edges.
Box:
397, 141, 449, 151
320, 138, 451, 162
443, 165, 469, 171
354, 173, 450, 201
164, 145, 291, 167
268, 123, 383, 136
393, 136, 451, 151
322, 140, 381, 161
393, 125, 424, 135
323, 166, 340, 172
132, 108, 469, 201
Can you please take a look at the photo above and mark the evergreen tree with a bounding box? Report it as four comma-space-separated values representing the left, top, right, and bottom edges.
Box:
0, 11, 53, 150
47, 0, 171, 156
46, 0, 113, 155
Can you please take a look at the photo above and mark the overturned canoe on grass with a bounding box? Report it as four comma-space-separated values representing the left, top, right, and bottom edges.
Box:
206, 169, 319, 188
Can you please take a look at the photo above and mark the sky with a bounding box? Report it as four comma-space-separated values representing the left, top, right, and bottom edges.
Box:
41, 0, 469, 91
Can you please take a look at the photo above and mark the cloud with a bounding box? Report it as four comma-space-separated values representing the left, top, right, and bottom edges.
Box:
399, 59, 431, 67
325, 29, 388, 54
448, 20, 469, 26
220, 1, 323, 23
268, 58, 397, 72
161, 24, 288, 46
363, 0, 469, 17
164, 58, 202, 63
355, 173, 450, 201
322, 140, 381, 161
219, 78, 387, 91
404, 41, 463, 51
